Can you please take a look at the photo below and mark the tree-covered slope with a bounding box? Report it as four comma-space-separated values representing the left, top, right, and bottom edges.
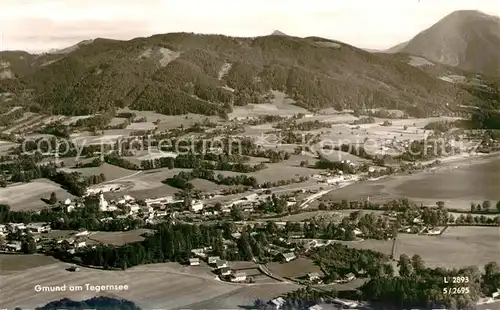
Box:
0, 33, 488, 117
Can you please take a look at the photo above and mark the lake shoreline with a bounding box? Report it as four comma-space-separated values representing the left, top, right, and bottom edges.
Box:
325, 152, 500, 210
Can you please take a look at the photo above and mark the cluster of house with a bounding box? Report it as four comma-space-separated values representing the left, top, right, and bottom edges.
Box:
58, 228, 91, 254
0, 222, 52, 235
0, 222, 94, 254
62, 194, 191, 224
187, 254, 247, 283
312, 170, 358, 186
0, 222, 51, 252
268, 297, 360, 309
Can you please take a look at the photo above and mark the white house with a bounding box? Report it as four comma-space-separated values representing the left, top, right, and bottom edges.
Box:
427, 228, 442, 235
64, 198, 72, 205
8, 223, 26, 232
118, 195, 135, 204
269, 297, 286, 309
129, 204, 140, 214
345, 272, 356, 282
5, 241, 22, 252
189, 258, 200, 266
332, 298, 358, 308
491, 289, 500, 298
281, 252, 296, 262
244, 193, 259, 201
219, 267, 232, 276
145, 196, 175, 206
190, 201, 204, 212
231, 232, 241, 239
26, 223, 51, 233
74, 229, 89, 237
215, 260, 228, 269
307, 272, 321, 282
75, 240, 86, 248
208, 256, 220, 265
231, 272, 247, 282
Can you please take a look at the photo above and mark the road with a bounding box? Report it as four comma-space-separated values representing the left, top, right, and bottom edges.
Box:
104, 170, 142, 183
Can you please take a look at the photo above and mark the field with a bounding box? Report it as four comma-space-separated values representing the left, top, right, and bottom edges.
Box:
89, 229, 153, 246
182, 283, 300, 309
0, 262, 298, 310
336, 226, 500, 270
0, 179, 74, 211
0, 254, 60, 275
248, 162, 317, 183
64, 163, 136, 180
393, 227, 500, 269
229, 91, 309, 120
267, 258, 323, 279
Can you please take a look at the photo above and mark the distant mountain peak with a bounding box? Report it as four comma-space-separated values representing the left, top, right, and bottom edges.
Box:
270, 30, 288, 36
386, 10, 500, 76
47, 39, 95, 55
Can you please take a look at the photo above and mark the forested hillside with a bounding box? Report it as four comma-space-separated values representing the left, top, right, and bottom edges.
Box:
0, 33, 491, 117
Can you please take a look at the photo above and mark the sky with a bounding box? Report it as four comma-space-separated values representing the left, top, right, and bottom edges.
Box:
1, 0, 499, 52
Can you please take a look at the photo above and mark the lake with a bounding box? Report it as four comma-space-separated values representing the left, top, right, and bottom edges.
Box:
324, 156, 500, 209
394, 157, 500, 201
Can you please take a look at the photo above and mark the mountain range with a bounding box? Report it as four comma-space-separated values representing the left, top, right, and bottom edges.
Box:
0, 10, 498, 118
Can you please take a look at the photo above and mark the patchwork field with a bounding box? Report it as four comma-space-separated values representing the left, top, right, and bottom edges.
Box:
0, 262, 298, 310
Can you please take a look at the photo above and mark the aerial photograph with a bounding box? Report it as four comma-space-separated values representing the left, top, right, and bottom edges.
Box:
0, 0, 499, 309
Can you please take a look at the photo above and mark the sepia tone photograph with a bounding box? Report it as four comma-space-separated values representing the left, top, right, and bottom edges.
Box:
0, 0, 499, 309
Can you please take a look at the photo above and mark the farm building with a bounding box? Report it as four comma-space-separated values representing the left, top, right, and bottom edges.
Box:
279, 252, 297, 263
269, 297, 286, 309
26, 222, 51, 234
215, 260, 229, 269
74, 228, 89, 237
208, 256, 220, 265
345, 272, 356, 282
189, 258, 200, 266
230, 272, 247, 282
190, 200, 204, 212
307, 272, 321, 282
5, 241, 21, 252
219, 267, 232, 276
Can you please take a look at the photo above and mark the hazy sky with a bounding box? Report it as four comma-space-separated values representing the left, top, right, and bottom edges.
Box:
1, 0, 499, 52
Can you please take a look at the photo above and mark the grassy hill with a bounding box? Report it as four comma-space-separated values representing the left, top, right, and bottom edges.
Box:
0, 32, 493, 117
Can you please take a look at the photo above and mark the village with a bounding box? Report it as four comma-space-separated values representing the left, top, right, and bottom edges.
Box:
1, 104, 500, 309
